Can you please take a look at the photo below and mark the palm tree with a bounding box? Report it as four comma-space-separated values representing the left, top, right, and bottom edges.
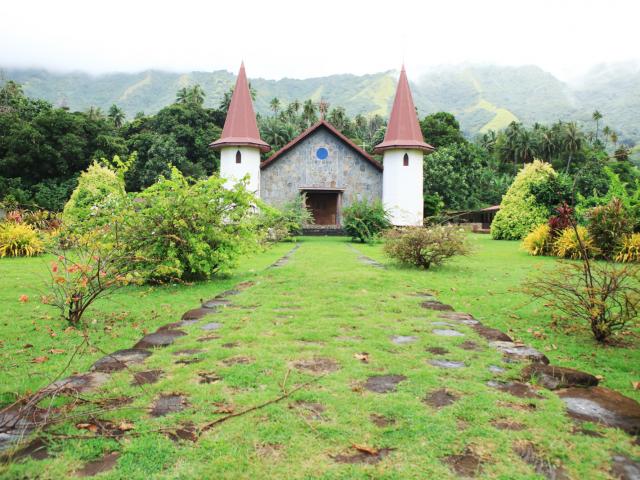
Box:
327, 107, 347, 131
269, 97, 281, 115
538, 128, 557, 162
562, 122, 583, 173
480, 130, 497, 153
501, 122, 522, 174
602, 125, 611, 148
188, 85, 205, 106
592, 110, 603, 143
108, 104, 126, 128
514, 129, 537, 167
176, 87, 189, 104
86, 106, 104, 121
302, 99, 317, 127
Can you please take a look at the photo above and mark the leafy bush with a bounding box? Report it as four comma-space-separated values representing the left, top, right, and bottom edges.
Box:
342, 200, 391, 243
587, 198, 632, 260
261, 194, 313, 242
62, 161, 127, 233
553, 226, 596, 259
523, 224, 552, 256
615, 233, 640, 263
491, 160, 558, 240
383, 225, 468, 269
0, 222, 44, 257
119, 168, 261, 283
547, 203, 574, 237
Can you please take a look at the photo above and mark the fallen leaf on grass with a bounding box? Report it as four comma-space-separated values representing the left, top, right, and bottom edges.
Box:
352, 444, 378, 455
213, 403, 235, 414
76, 423, 98, 433
32, 356, 48, 363
23, 344, 33, 348
49, 348, 66, 354
118, 421, 135, 431
353, 352, 369, 363
631, 381, 639, 390
19, 295, 29, 303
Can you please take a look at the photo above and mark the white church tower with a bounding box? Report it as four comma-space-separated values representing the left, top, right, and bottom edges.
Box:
209, 63, 270, 196
374, 66, 434, 226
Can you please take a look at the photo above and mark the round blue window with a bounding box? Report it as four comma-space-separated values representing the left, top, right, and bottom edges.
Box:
316, 147, 328, 160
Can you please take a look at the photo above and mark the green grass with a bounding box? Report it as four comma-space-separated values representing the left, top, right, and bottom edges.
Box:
0, 235, 638, 479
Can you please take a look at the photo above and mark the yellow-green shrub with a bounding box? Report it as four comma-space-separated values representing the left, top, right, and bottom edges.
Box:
553, 226, 596, 260
615, 233, 640, 263
523, 224, 552, 256
0, 222, 44, 257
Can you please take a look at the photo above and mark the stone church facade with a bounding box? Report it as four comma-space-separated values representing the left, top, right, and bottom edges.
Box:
260, 123, 382, 226
210, 63, 434, 227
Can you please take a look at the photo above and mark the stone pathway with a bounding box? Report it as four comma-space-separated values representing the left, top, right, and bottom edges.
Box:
1, 239, 639, 479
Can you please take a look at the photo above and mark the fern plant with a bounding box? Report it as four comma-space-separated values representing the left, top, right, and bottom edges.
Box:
342, 200, 391, 243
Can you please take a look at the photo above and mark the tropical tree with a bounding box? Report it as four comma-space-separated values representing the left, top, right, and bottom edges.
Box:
592, 110, 603, 143
302, 99, 317, 126
108, 104, 126, 128
269, 97, 281, 115
562, 122, 583, 173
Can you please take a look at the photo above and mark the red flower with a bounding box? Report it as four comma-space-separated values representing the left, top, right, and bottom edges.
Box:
19, 295, 29, 303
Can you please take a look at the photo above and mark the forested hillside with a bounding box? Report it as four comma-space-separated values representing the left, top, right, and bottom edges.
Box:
3, 63, 639, 147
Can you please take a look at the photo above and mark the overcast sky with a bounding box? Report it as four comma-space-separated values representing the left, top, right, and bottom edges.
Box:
1, 0, 638, 81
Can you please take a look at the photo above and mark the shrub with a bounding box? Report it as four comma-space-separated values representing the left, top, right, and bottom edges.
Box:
553, 226, 596, 260
342, 200, 391, 243
548, 203, 574, 237
491, 160, 558, 240
119, 168, 260, 283
261, 194, 314, 242
615, 233, 640, 263
587, 198, 632, 260
523, 224, 552, 256
383, 225, 468, 269
0, 222, 44, 257
523, 259, 640, 342
44, 230, 140, 326
62, 161, 127, 233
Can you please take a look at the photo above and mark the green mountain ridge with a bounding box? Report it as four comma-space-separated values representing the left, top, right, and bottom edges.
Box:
3, 64, 639, 146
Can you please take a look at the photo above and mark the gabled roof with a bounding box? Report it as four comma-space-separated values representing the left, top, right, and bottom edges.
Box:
374, 66, 434, 154
209, 62, 270, 153
261, 120, 383, 171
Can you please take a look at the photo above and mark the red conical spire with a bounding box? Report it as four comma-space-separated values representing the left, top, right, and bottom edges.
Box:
374, 66, 434, 153
210, 62, 270, 152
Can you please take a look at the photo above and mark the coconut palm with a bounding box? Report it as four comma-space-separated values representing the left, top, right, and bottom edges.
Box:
269, 97, 281, 115
302, 99, 317, 127
562, 122, 583, 173
187, 85, 205, 106
108, 104, 126, 128
176, 87, 189, 104
592, 110, 603, 143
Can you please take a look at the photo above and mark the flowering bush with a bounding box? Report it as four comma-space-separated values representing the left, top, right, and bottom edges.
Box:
44, 231, 140, 326
383, 225, 468, 269
0, 222, 44, 257
523, 224, 552, 256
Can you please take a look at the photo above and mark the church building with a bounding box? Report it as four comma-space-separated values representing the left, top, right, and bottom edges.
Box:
210, 63, 434, 227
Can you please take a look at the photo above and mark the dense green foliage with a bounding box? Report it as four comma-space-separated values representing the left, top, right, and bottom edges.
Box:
62, 161, 127, 232
7, 64, 640, 150
491, 160, 560, 240
260, 194, 313, 242
118, 168, 261, 282
342, 200, 391, 243
383, 225, 469, 269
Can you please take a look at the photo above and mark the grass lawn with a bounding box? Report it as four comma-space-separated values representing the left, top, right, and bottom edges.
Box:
0, 234, 638, 479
